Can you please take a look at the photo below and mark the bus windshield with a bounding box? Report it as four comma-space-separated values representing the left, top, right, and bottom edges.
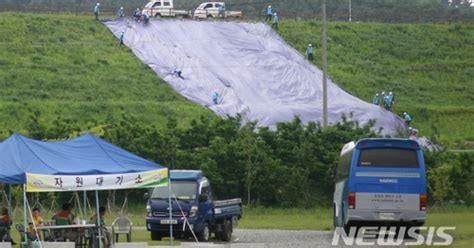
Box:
358, 148, 419, 168
151, 181, 197, 200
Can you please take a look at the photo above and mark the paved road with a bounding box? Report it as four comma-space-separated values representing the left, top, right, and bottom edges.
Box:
234, 229, 334, 248
132, 227, 401, 247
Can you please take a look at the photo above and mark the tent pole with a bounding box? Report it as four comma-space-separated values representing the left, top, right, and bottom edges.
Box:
23, 184, 28, 241
8, 184, 11, 212
95, 190, 102, 248
168, 177, 173, 246
83, 191, 87, 217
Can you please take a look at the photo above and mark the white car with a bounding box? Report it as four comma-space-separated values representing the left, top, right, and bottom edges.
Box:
193, 2, 242, 19
142, 0, 191, 18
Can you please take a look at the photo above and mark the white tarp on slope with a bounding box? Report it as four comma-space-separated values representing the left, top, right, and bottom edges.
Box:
104, 19, 406, 134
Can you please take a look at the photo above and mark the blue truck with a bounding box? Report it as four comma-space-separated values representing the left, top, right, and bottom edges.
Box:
145, 170, 242, 241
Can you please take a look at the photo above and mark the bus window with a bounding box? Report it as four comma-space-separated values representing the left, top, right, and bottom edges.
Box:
358, 148, 419, 168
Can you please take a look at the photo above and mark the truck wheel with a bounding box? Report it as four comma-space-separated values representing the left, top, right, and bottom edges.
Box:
207, 14, 213, 19
151, 231, 162, 240
197, 222, 210, 242
155, 13, 162, 19
220, 219, 233, 242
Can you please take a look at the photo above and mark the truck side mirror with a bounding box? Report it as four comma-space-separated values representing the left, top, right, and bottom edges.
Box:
143, 192, 149, 200
199, 193, 209, 202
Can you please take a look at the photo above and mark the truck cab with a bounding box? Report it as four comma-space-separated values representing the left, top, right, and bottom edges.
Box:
145, 170, 242, 241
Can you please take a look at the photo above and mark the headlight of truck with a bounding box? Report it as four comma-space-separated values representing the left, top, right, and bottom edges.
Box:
146, 203, 151, 216
189, 206, 198, 218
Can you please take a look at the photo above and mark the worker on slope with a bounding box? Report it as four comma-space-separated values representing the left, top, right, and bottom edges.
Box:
218, 4, 225, 18
306, 43, 314, 61
119, 30, 125, 46
143, 12, 150, 23
133, 8, 142, 21
381, 92, 390, 110
117, 6, 124, 18
388, 91, 395, 110
174, 68, 184, 79
403, 112, 413, 125
272, 12, 280, 30
212, 90, 220, 105
408, 127, 419, 137
372, 93, 379, 105
265, 5, 273, 21
94, 3, 100, 21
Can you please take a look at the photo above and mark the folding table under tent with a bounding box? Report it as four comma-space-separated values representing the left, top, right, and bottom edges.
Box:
0, 133, 171, 247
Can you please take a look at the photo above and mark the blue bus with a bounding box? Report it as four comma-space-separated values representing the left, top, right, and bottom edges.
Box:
333, 138, 426, 231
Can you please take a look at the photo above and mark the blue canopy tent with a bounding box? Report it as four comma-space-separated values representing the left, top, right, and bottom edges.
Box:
0, 133, 171, 247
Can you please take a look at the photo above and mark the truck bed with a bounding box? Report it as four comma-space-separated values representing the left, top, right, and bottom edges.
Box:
213, 198, 242, 219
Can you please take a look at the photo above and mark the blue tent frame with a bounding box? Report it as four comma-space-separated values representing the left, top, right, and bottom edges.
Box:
0, 133, 171, 247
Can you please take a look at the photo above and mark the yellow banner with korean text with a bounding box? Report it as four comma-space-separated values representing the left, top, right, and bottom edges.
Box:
26, 168, 168, 192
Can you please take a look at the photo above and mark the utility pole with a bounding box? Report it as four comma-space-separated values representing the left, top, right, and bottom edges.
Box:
349, 0, 352, 22
322, 0, 328, 127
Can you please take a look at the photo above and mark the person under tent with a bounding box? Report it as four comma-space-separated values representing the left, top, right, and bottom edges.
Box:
0, 207, 14, 245
53, 203, 76, 241
94, 3, 100, 21
306, 43, 314, 61
90, 206, 111, 248
21, 222, 39, 248
265, 5, 273, 21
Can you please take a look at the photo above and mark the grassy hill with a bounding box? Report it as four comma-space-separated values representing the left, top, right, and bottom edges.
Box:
0, 13, 472, 146
0, 13, 214, 139
277, 20, 474, 146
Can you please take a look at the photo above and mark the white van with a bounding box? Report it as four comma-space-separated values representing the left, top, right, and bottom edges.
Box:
193, 2, 242, 19
142, 0, 191, 18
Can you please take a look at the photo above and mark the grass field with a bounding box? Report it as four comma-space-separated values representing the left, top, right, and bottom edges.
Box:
0, 13, 214, 139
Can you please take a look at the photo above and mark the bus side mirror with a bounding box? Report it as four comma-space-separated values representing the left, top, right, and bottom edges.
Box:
199, 194, 208, 202
143, 192, 149, 200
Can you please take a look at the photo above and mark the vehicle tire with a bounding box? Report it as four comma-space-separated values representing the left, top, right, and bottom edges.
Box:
150, 231, 162, 241
207, 14, 213, 19
220, 219, 233, 242
155, 13, 162, 19
197, 222, 210, 242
